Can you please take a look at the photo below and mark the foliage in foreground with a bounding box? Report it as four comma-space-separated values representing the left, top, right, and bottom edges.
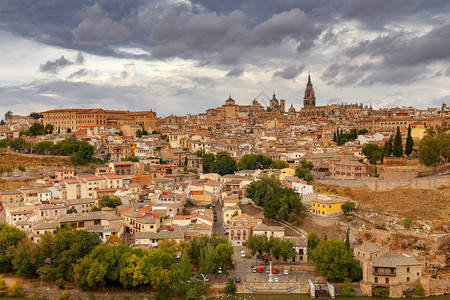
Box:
246, 175, 302, 220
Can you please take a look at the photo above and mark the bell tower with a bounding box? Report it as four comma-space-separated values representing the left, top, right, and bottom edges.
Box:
303, 73, 316, 107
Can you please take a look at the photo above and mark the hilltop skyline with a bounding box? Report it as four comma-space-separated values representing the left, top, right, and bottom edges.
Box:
1, 0, 450, 119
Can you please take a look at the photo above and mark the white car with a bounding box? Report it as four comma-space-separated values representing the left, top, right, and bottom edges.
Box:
274, 277, 279, 282
283, 270, 289, 275
241, 250, 246, 258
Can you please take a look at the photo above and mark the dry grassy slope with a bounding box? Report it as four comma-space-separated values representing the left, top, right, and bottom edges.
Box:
0, 179, 35, 192
316, 183, 450, 221
0, 151, 72, 168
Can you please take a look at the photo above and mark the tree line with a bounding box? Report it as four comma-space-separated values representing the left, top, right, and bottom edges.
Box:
0, 137, 95, 165
0, 224, 234, 299
362, 125, 448, 166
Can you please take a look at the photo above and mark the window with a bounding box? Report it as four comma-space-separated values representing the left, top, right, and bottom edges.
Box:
374, 277, 378, 283
385, 278, 389, 284
407, 267, 410, 273
406, 277, 410, 283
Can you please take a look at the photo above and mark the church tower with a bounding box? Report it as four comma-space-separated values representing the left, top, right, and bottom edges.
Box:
303, 74, 316, 107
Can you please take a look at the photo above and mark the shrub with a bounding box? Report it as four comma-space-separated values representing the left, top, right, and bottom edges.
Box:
373, 286, 389, 297
341, 278, 354, 296
403, 217, 412, 229
56, 278, 65, 289
415, 282, 425, 296
0, 275, 7, 296
18, 166, 26, 172
61, 290, 70, 300
224, 279, 236, 294
7, 281, 23, 297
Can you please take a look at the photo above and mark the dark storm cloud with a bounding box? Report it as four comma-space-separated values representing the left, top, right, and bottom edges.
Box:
273, 65, 305, 79
341, 0, 450, 29
39, 55, 73, 73
72, 3, 131, 45
0, 0, 7, 10
68, 69, 87, 79
226, 68, 244, 77
39, 53, 85, 74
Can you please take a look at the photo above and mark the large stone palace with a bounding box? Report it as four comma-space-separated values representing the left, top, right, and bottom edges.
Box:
41, 109, 157, 133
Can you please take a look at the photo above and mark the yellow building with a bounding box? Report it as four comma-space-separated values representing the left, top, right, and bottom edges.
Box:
223, 206, 242, 225
411, 127, 426, 140
311, 194, 347, 216
279, 167, 296, 181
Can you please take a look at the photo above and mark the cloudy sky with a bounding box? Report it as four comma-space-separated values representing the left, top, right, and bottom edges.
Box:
0, 0, 449, 119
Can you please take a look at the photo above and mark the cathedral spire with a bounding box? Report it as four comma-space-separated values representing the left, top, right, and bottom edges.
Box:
307, 71, 311, 85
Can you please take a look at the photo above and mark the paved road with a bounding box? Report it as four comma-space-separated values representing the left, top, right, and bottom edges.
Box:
212, 199, 225, 238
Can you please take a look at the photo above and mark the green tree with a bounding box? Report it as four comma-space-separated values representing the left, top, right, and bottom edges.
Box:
295, 159, 314, 181
342, 278, 355, 296
307, 231, 320, 252
30, 112, 42, 119
345, 228, 351, 251
310, 240, 362, 281
357, 129, 368, 135
362, 144, 384, 164
43, 227, 102, 281
403, 217, 412, 229
118, 130, 123, 136
28, 123, 45, 136
210, 152, 236, 175
272, 160, 289, 169
136, 129, 143, 138
17, 166, 26, 172
393, 126, 403, 157
246, 175, 302, 220
9, 138, 27, 152
101, 195, 122, 208
384, 135, 393, 157
418, 128, 449, 166
0, 138, 11, 148
66, 128, 71, 134
276, 239, 297, 261
122, 156, 139, 162
246, 234, 269, 258
200, 153, 216, 174
0, 224, 27, 272
341, 201, 356, 214
12, 238, 39, 277
224, 279, 236, 294
415, 282, 425, 296
70, 140, 94, 165
405, 125, 414, 156
33, 141, 54, 154
44, 124, 54, 134
90, 206, 101, 212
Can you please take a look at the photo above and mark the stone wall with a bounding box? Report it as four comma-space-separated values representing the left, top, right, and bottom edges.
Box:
320, 174, 449, 191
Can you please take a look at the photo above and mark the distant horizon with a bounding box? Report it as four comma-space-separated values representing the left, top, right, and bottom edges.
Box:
1, 1, 449, 119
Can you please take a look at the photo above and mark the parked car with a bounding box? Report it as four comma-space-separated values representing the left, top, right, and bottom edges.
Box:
213, 216, 217, 221
224, 231, 229, 235
273, 268, 278, 274
283, 270, 289, 275
200, 274, 209, 282
274, 277, 279, 282
218, 267, 223, 274
241, 251, 246, 258
235, 277, 241, 283
252, 267, 257, 273
266, 268, 270, 274
257, 268, 263, 273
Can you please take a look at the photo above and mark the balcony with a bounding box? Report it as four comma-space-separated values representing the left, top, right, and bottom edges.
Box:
373, 267, 396, 276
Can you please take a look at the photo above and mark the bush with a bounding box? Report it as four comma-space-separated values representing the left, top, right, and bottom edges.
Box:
56, 278, 65, 289
61, 290, 70, 300
0, 275, 7, 296
224, 279, 236, 294
341, 278, 354, 296
373, 286, 389, 297
18, 166, 26, 172
6, 281, 23, 297
415, 282, 425, 296
403, 217, 412, 229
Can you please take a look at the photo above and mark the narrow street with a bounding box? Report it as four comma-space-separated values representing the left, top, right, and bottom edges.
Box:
212, 199, 225, 238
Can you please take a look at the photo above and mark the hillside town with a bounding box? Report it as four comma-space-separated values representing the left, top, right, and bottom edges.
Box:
0, 76, 449, 299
